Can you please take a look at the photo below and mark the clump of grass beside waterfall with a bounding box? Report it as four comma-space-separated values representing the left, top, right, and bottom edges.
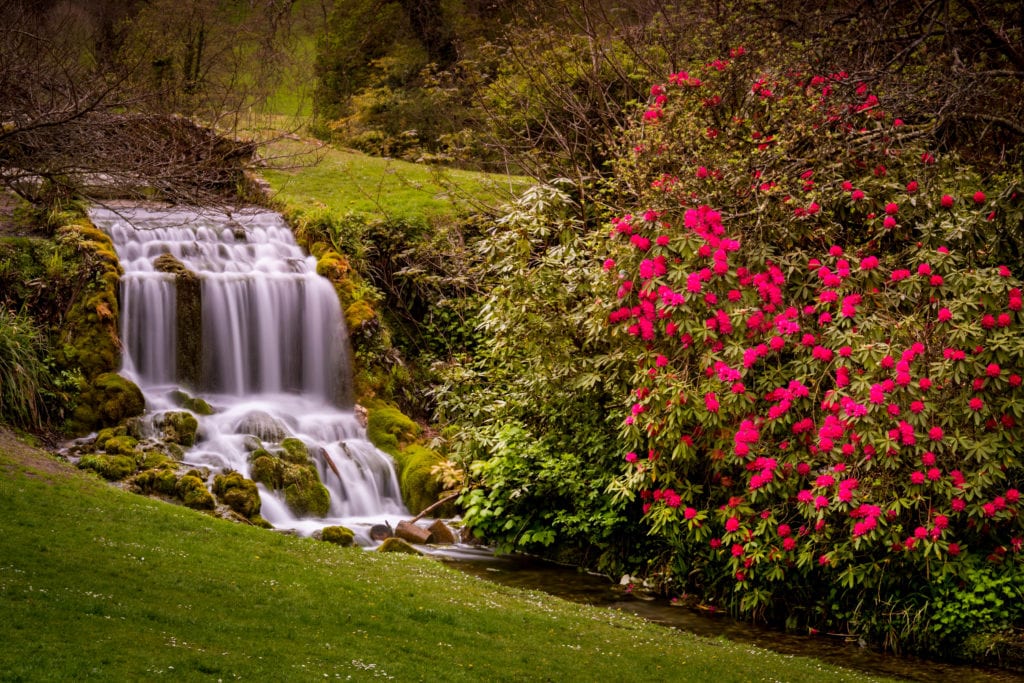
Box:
0, 431, 892, 683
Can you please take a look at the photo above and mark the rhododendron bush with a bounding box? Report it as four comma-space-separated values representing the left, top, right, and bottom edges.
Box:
603, 49, 1024, 649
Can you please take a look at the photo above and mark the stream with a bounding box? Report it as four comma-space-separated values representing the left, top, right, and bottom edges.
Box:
439, 548, 1021, 682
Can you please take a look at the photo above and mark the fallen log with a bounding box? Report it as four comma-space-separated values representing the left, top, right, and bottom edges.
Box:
408, 492, 460, 525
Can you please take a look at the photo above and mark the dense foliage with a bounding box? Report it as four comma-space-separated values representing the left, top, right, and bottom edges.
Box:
600, 49, 1024, 652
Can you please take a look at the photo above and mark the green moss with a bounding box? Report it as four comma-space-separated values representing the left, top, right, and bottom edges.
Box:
392, 444, 450, 516
320, 525, 355, 546
281, 464, 330, 517
376, 537, 421, 554
94, 426, 126, 451
366, 404, 419, 457
176, 474, 215, 510
78, 454, 136, 481
70, 372, 145, 433
157, 411, 199, 447
170, 390, 214, 416
132, 468, 179, 496
250, 455, 282, 488
138, 451, 169, 469
103, 435, 138, 456
280, 437, 310, 465
344, 299, 376, 331
212, 471, 262, 519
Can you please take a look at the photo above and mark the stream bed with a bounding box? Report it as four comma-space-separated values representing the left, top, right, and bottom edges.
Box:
440, 548, 1021, 682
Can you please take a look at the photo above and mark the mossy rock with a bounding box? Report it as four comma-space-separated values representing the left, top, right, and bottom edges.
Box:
320, 525, 355, 547
94, 426, 126, 451
152, 252, 194, 278
176, 474, 215, 510
393, 444, 452, 516
133, 468, 179, 496
157, 411, 199, 447
376, 537, 420, 555
103, 435, 139, 456
281, 464, 330, 517
138, 450, 169, 469
250, 454, 282, 488
280, 437, 310, 465
212, 471, 262, 519
366, 405, 419, 457
71, 373, 145, 433
235, 410, 288, 442
170, 390, 214, 416
78, 454, 136, 481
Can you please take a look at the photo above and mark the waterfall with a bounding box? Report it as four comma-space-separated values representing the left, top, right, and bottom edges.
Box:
89, 204, 407, 537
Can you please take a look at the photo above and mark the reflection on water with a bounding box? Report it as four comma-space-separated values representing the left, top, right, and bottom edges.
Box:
441, 549, 1021, 683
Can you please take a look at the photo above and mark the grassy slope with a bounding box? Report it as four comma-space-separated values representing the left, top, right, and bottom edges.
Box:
0, 431, 890, 682
259, 137, 526, 220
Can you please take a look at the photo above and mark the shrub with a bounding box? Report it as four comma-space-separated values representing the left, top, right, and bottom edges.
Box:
0, 307, 52, 429
601, 49, 1024, 651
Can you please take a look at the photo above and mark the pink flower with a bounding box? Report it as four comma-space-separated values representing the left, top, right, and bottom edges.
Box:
704, 392, 720, 413
625, 452, 638, 462
782, 537, 797, 551
937, 308, 952, 322
851, 189, 865, 201
684, 507, 698, 520
910, 471, 926, 485
928, 426, 944, 441
883, 216, 897, 229
885, 202, 899, 215
602, 258, 616, 271
969, 397, 984, 411
948, 543, 960, 556
941, 194, 954, 208
906, 181, 919, 193
860, 255, 878, 270
973, 191, 986, 204
777, 523, 791, 537
725, 516, 740, 532
986, 363, 1001, 378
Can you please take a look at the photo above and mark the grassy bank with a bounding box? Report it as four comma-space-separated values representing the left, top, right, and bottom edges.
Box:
259, 136, 526, 220
0, 430, 890, 682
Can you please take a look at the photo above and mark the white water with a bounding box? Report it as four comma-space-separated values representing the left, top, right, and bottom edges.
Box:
90, 204, 407, 538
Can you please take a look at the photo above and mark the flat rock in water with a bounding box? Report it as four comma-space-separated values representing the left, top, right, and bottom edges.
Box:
395, 520, 432, 544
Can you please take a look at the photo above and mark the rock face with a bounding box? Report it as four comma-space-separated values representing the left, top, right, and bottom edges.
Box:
369, 523, 394, 541
153, 252, 202, 388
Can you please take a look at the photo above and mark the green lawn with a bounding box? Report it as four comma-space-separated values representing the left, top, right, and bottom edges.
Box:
0, 429, 892, 682
259, 137, 526, 221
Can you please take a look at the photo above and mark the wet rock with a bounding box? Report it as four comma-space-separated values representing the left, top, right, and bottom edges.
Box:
157, 411, 198, 447
427, 519, 457, 545
170, 389, 214, 415
176, 474, 215, 509
235, 410, 287, 442
212, 471, 261, 519
78, 454, 136, 480
280, 437, 310, 465
103, 435, 139, 456
396, 520, 432, 545
354, 404, 368, 428
369, 523, 394, 541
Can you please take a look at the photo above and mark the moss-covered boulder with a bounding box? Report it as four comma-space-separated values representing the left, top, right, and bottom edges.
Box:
392, 444, 450, 516
366, 404, 419, 457
319, 525, 355, 547
103, 435, 139, 456
156, 411, 199, 447
376, 537, 420, 555
176, 474, 215, 510
78, 454, 136, 481
133, 468, 179, 496
281, 463, 330, 517
71, 372, 145, 433
235, 410, 287, 442
170, 389, 213, 416
212, 471, 261, 519
249, 453, 282, 488
138, 450, 170, 469
93, 426, 126, 451
280, 437, 310, 465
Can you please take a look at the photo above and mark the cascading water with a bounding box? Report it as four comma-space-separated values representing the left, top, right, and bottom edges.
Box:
89, 204, 407, 539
